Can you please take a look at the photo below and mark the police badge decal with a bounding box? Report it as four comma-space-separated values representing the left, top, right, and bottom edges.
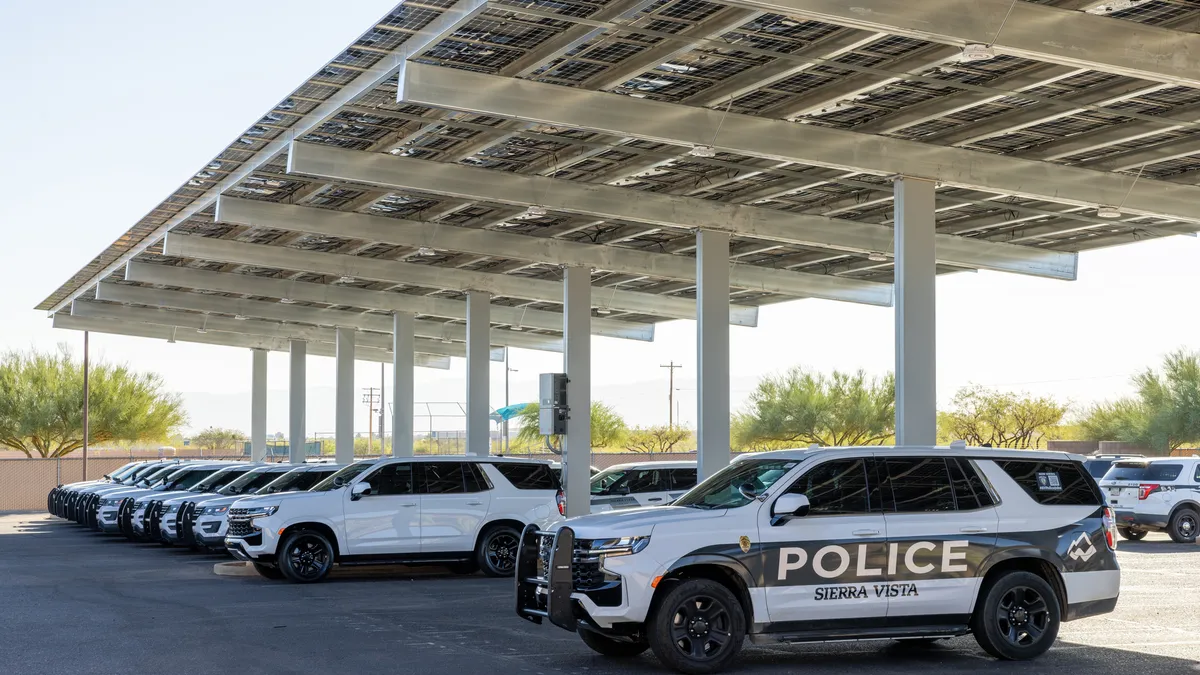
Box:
739, 535, 751, 553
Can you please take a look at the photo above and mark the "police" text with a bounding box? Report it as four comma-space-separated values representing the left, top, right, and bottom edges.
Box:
777, 541, 970, 581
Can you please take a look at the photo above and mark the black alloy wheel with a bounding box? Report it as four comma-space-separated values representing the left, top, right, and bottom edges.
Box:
648, 578, 746, 674
972, 571, 1060, 660
1169, 508, 1199, 543
477, 526, 521, 577
279, 530, 334, 583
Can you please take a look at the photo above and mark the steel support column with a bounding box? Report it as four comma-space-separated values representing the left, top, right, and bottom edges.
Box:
335, 327, 356, 463
696, 230, 731, 479
250, 349, 267, 461
393, 312, 415, 457
288, 340, 307, 464
894, 178, 937, 446
563, 266, 592, 517
466, 292, 491, 456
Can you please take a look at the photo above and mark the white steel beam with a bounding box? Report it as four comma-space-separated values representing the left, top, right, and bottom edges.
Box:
894, 178, 937, 446
124, 261, 654, 341
562, 266, 591, 517
250, 349, 267, 461
466, 292, 491, 456
43, 0, 490, 314
396, 62, 1200, 225
93, 282, 547, 355
696, 230, 731, 480
71, 293, 492, 360
217, 196, 885, 302
335, 327, 355, 464
163, 232, 760, 325
289, 340, 307, 463
292, 139, 1075, 282
721, 0, 1200, 90
393, 312, 415, 457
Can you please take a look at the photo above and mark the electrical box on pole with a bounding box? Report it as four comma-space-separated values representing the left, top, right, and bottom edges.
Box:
539, 373, 568, 436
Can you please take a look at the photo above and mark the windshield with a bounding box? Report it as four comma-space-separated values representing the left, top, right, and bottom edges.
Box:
1102, 462, 1147, 482
137, 464, 181, 487
590, 469, 627, 495
164, 468, 220, 491
674, 459, 798, 510
192, 467, 250, 493
221, 469, 289, 495
107, 462, 142, 480
311, 462, 374, 492
261, 468, 337, 494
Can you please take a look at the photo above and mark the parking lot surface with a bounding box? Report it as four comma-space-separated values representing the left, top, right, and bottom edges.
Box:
1, 512, 1197, 675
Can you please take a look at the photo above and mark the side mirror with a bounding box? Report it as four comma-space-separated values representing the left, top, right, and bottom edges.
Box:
770, 494, 810, 526
350, 482, 372, 501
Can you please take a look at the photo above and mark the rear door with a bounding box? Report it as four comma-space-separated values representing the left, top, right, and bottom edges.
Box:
344, 462, 422, 556
667, 468, 698, 503
626, 468, 673, 507
1100, 461, 1146, 514
418, 462, 490, 554
878, 455, 999, 622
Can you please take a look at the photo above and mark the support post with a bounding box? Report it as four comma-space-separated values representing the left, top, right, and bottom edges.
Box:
466, 292, 491, 456
82, 330, 89, 481
894, 177, 938, 446
696, 230, 731, 480
250, 349, 267, 461
392, 312, 415, 457
288, 340, 307, 464
335, 326, 356, 464
563, 266, 592, 517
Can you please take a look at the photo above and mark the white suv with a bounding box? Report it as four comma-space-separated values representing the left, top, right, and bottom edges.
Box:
517, 446, 1120, 674
186, 464, 341, 549
1100, 456, 1200, 543
224, 456, 564, 582
589, 461, 697, 512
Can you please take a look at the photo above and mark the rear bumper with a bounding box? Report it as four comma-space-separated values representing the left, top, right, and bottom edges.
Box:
1115, 510, 1168, 530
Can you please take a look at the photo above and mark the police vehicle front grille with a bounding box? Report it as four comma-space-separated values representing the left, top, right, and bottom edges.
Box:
227, 509, 257, 538
571, 539, 605, 591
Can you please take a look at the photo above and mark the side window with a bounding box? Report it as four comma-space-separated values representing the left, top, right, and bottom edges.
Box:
670, 469, 697, 491
786, 458, 875, 516
492, 463, 557, 490
625, 469, 666, 494
948, 458, 997, 509
418, 462, 479, 494
1145, 463, 1183, 482
464, 463, 492, 492
1194, 462, 1200, 483
996, 460, 1100, 506
366, 463, 415, 496
883, 457, 956, 513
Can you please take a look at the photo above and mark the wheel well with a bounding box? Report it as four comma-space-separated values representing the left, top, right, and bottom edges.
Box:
652, 564, 754, 626
278, 522, 341, 560
1169, 502, 1200, 520
980, 557, 1066, 617
474, 519, 526, 552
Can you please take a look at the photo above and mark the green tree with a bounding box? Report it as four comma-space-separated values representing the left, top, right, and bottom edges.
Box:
733, 368, 895, 448
515, 401, 628, 450
190, 427, 245, 451
1079, 399, 1150, 446
1081, 349, 1200, 452
0, 347, 187, 458
625, 425, 691, 454
938, 385, 1068, 449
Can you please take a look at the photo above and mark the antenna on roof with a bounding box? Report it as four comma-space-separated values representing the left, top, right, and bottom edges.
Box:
808, 443, 821, 450
949, 440, 967, 450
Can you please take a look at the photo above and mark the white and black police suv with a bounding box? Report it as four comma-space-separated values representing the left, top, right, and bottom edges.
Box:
516, 445, 1119, 674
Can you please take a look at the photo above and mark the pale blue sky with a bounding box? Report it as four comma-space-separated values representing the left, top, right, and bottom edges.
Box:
2, 1, 1198, 436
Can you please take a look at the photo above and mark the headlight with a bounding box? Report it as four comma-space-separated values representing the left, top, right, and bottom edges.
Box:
588, 536, 651, 558
203, 505, 230, 516
242, 505, 279, 518
166, 504, 180, 514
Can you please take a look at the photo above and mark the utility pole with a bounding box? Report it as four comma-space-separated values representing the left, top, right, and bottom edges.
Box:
660, 361, 682, 429
362, 387, 380, 454
82, 331, 90, 481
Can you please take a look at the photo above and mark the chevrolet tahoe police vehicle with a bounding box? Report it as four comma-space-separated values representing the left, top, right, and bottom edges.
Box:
590, 462, 697, 512
517, 445, 1119, 674
1100, 456, 1200, 543
224, 456, 563, 582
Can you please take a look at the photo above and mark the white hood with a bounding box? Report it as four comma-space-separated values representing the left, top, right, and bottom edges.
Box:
557, 506, 725, 538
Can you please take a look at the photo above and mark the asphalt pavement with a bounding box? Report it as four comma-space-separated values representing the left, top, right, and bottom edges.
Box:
1, 512, 1197, 675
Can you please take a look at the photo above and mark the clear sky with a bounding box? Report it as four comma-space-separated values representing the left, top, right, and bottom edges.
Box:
2, 1, 1198, 437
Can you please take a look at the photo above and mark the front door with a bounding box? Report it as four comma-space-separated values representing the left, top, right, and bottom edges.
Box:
876, 455, 999, 623
344, 462, 421, 557
417, 462, 490, 554
760, 456, 890, 627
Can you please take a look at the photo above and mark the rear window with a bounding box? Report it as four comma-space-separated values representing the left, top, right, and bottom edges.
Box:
1083, 459, 1113, 479
491, 463, 559, 490
1145, 463, 1183, 481
996, 460, 1100, 506
1102, 462, 1147, 482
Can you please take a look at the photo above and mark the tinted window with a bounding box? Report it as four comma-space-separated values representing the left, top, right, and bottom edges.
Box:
787, 459, 877, 516
625, 469, 668, 494
1083, 459, 1114, 479
948, 458, 996, 509
222, 469, 290, 495
674, 459, 795, 510
366, 463, 415, 495
418, 462, 481, 494
670, 469, 697, 491
194, 467, 250, 492
167, 469, 219, 490
1195, 464, 1200, 483
493, 463, 558, 490
997, 460, 1100, 506
591, 469, 627, 495
311, 462, 375, 492
1146, 463, 1183, 481
1102, 462, 1146, 482
464, 463, 491, 492
883, 457, 955, 513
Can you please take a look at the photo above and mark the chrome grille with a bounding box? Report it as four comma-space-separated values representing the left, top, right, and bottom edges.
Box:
226, 509, 256, 538
571, 538, 604, 590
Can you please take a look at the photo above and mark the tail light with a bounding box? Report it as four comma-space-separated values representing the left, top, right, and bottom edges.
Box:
1138, 483, 1161, 500
555, 489, 565, 517
1102, 506, 1117, 550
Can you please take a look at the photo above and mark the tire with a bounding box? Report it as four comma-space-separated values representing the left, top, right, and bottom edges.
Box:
971, 571, 1060, 660
1168, 508, 1199, 543
647, 578, 746, 675
1118, 526, 1147, 541
277, 530, 335, 583
579, 629, 649, 659
475, 525, 521, 577
253, 562, 286, 580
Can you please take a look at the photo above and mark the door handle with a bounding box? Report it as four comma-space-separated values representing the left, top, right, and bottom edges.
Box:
399, 503, 417, 508
960, 526, 988, 533
852, 529, 880, 537
648, 498, 664, 502
466, 501, 483, 506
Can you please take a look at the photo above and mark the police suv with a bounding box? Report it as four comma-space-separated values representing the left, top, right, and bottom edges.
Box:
517, 445, 1119, 674
1100, 456, 1200, 543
